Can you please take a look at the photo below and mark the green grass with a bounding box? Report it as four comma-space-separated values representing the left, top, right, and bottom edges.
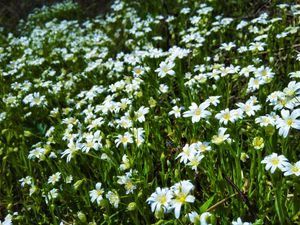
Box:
0, 0, 300, 224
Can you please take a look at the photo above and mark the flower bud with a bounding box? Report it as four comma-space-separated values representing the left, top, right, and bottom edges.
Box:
77, 211, 87, 223
73, 179, 84, 190
127, 202, 137, 211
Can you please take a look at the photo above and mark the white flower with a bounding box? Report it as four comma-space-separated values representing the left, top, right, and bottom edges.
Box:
65, 175, 73, 184
115, 132, 133, 148
283, 81, 300, 97
23, 92, 47, 107
81, 131, 102, 153
276, 109, 300, 137
48, 188, 58, 200
200, 212, 213, 225
215, 108, 235, 125
117, 171, 136, 194
249, 41, 266, 51
212, 127, 231, 145
120, 154, 130, 171
238, 46, 248, 53
254, 66, 274, 82
61, 139, 82, 162
267, 91, 284, 105
155, 61, 175, 78
239, 65, 255, 77
205, 96, 221, 106
236, 98, 261, 117
273, 96, 294, 110
159, 84, 169, 93
183, 102, 211, 123
135, 106, 149, 123
218, 65, 236, 77
220, 42, 236, 51
116, 115, 132, 129
28, 147, 45, 160
180, 7, 191, 14
168, 46, 190, 59
171, 180, 195, 219
132, 66, 145, 77
0, 112, 7, 122
90, 182, 104, 205
192, 141, 212, 153
48, 172, 61, 185
255, 115, 276, 127
29, 185, 37, 196
247, 77, 265, 92
0, 214, 12, 225
168, 105, 182, 118
106, 191, 120, 208
176, 144, 195, 164
289, 71, 300, 79
187, 153, 205, 171
188, 211, 201, 224
131, 127, 145, 146
87, 117, 104, 130
236, 20, 248, 29
232, 217, 252, 225
282, 161, 300, 176
19, 176, 32, 187
261, 153, 289, 173
146, 187, 173, 213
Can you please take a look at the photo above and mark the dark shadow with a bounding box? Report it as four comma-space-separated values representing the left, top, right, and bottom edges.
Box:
0, 0, 112, 32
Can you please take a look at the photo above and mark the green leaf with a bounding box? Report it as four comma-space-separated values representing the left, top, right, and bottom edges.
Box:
252, 219, 264, 225
275, 190, 285, 224
200, 194, 215, 213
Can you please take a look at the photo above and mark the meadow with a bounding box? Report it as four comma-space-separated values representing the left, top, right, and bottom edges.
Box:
0, 0, 300, 224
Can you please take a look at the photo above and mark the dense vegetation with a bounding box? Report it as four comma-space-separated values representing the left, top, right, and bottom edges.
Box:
0, 0, 300, 224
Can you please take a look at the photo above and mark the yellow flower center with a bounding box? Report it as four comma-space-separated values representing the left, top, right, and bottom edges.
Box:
96, 190, 103, 196
244, 105, 251, 112
195, 108, 201, 116
191, 159, 199, 167
176, 193, 187, 203
262, 117, 270, 123
87, 141, 94, 148
213, 135, 223, 145
34, 98, 41, 104
157, 195, 167, 204
121, 137, 128, 144
134, 68, 142, 74
286, 118, 293, 126
125, 180, 133, 190
200, 145, 207, 152
120, 103, 127, 110
292, 166, 299, 173
261, 70, 267, 77
162, 66, 169, 73
223, 112, 231, 120
271, 158, 279, 165
286, 89, 294, 96
280, 99, 287, 106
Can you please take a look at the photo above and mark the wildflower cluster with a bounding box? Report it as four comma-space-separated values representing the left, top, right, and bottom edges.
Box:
0, 0, 300, 224
147, 180, 195, 219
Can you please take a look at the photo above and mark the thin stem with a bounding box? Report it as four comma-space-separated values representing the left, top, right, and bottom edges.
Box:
207, 193, 238, 212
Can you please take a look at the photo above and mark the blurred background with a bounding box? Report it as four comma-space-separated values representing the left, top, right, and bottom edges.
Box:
0, 0, 112, 32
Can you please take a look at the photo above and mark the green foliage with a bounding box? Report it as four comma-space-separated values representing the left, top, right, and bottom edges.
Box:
0, 0, 300, 224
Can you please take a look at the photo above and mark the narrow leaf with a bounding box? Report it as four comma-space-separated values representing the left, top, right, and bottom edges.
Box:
200, 194, 215, 213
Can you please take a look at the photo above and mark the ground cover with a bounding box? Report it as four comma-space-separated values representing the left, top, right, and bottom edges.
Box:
0, 0, 300, 224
